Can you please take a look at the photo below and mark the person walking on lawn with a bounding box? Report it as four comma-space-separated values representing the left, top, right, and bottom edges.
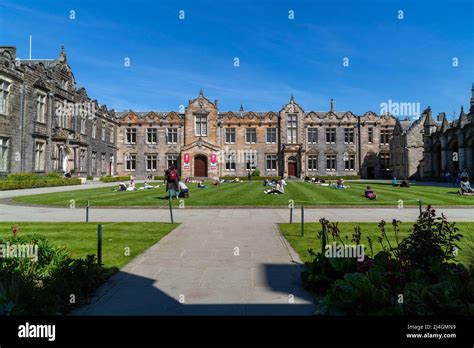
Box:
165, 164, 180, 200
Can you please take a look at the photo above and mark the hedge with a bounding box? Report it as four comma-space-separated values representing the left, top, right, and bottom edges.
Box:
0, 178, 82, 190
6, 172, 63, 181
99, 175, 131, 183
153, 176, 165, 181
219, 175, 282, 181
305, 175, 361, 180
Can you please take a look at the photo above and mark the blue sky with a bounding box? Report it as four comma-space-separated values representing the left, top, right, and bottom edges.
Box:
1, 0, 473, 119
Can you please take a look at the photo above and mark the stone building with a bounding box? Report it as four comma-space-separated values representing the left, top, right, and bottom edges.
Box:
115, 91, 396, 179
422, 85, 474, 179
0, 46, 117, 177
389, 110, 428, 180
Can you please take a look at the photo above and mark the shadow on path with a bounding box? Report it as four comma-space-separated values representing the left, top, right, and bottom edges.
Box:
76, 263, 315, 316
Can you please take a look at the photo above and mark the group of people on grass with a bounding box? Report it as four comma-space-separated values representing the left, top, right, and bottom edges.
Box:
263, 178, 287, 194
116, 165, 474, 201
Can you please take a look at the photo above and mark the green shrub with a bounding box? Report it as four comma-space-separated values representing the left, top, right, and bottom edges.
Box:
0, 178, 81, 191
153, 176, 165, 180
99, 175, 130, 183
86, 175, 93, 181
0, 233, 108, 315
303, 207, 474, 316
7, 173, 38, 181
307, 175, 360, 180
219, 175, 281, 181
252, 169, 261, 177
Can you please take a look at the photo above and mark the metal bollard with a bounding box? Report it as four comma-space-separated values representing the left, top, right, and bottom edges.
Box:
321, 222, 327, 255
86, 200, 90, 222
169, 199, 174, 224
97, 224, 102, 266
300, 206, 304, 237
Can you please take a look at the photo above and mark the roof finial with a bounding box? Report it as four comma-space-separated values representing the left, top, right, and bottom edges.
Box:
239, 102, 244, 112
290, 94, 295, 103
330, 98, 335, 112
199, 88, 204, 97
59, 45, 66, 62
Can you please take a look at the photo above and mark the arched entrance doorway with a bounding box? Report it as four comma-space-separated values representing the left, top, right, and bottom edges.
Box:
287, 156, 298, 177
450, 140, 459, 172
433, 144, 442, 178
194, 155, 208, 177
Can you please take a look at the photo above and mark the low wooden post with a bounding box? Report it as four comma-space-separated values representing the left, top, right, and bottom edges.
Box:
97, 224, 102, 266
289, 206, 293, 224
418, 199, 422, 217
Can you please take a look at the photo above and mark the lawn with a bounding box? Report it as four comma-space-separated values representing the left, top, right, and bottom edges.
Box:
11, 180, 474, 207
0, 222, 178, 269
279, 221, 474, 265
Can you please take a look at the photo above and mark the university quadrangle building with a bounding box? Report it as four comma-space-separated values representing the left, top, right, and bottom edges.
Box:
115, 91, 396, 179
0, 45, 398, 180
0, 46, 118, 177
421, 85, 474, 179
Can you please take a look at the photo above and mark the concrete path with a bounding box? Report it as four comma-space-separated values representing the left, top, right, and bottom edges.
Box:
74, 210, 314, 315
1, 203, 473, 223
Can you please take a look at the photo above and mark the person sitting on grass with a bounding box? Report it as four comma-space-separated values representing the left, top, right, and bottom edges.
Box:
336, 178, 346, 189
118, 182, 127, 191
126, 179, 136, 191
264, 180, 285, 194
198, 180, 207, 189
400, 180, 410, 188
178, 181, 189, 197
364, 186, 377, 200
459, 177, 473, 195
392, 176, 399, 186
165, 164, 180, 200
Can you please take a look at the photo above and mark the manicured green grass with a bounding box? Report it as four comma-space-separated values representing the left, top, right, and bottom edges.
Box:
279, 222, 474, 265
0, 222, 178, 269
12, 180, 474, 207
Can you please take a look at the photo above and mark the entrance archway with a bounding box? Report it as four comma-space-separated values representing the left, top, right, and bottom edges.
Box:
449, 139, 459, 172
287, 156, 298, 177
194, 155, 208, 177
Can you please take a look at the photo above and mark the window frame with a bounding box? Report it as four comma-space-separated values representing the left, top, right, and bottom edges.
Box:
266, 128, 277, 144
146, 154, 158, 171
194, 114, 208, 137
245, 128, 257, 144
146, 127, 158, 144
166, 128, 178, 144
307, 155, 318, 171
326, 154, 337, 171
225, 128, 236, 144
125, 128, 137, 144
325, 128, 336, 144
265, 154, 277, 171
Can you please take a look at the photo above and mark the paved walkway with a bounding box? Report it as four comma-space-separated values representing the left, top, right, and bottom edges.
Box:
75, 211, 314, 315
1, 184, 473, 315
